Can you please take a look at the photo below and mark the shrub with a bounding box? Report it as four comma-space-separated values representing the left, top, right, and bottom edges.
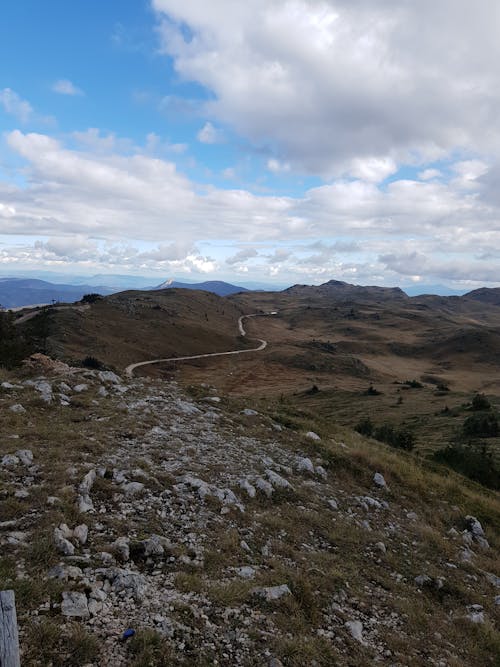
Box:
80, 293, 102, 304
471, 393, 491, 411
433, 443, 500, 490
355, 417, 373, 437
373, 422, 415, 451
82, 356, 105, 370
404, 379, 423, 388
463, 413, 499, 438
363, 384, 381, 396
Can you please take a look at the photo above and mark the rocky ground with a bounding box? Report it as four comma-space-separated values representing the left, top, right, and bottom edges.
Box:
0, 359, 499, 666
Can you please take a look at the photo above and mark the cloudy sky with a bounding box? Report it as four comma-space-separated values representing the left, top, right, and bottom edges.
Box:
1, 1, 500, 289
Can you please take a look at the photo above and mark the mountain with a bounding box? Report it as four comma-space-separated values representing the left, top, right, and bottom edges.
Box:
464, 287, 500, 307
153, 279, 249, 296
0, 278, 114, 309
284, 279, 408, 302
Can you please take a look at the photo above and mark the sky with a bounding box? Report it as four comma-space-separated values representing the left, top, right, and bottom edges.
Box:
1, 0, 500, 289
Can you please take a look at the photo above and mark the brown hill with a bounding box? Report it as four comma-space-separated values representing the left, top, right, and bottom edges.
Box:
464, 287, 500, 307
43, 288, 247, 370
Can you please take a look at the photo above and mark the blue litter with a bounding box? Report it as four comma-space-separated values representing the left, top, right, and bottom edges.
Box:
122, 628, 135, 640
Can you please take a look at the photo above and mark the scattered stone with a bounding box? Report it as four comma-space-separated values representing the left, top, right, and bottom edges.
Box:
111, 570, 147, 601
255, 478, 274, 497
375, 542, 386, 553
54, 526, 75, 556
73, 384, 89, 392
297, 457, 315, 474
22, 353, 70, 374
327, 498, 338, 510
1, 454, 20, 467
73, 524, 89, 545
236, 566, 256, 579
484, 572, 500, 588
373, 472, 387, 488
113, 537, 130, 562
61, 591, 89, 618
98, 371, 122, 384
415, 575, 432, 587
345, 620, 364, 643
266, 469, 292, 490
15, 449, 33, 465
253, 584, 291, 601
466, 604, 485, 624
239, 479, 256, 498
305, 431, 320, 441
122, 482, 145, 497
9, 404, 26, 414
241, 408, 258, 416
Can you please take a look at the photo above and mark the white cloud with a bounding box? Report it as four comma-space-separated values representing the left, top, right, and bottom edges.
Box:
2, 129, 500, 285
52, 79, 84, 96
153, 1, 500, 177
267, 158, 291, 174
197, 121, 224, 144
0, 88, 34, 123
418, 168, 442, 181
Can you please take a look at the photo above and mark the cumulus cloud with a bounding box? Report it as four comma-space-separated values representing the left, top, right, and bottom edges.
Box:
0, 88, 34, 122
52, 79, 84, 96
2, 128, 500, 285
152, 0, 500, 178
197, 121, 224, 144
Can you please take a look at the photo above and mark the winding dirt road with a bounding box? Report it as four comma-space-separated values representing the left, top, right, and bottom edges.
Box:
124, 313, 275, 377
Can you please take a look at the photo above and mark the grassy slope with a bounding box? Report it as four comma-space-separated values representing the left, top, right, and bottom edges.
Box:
44, 289, 248, 370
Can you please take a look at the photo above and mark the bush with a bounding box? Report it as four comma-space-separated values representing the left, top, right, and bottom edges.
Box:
82, 356, 105, 370
355, 417, 373, 437
80, 293, 102, 304
404, 379, 423, 388
471, 393, 491, 411
463, 413, 499, 438
373, 422, 415, 451
433, 443, 500, 490
363, 384, 381, 396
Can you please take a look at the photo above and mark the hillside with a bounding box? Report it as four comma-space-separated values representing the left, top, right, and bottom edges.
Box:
154, 279, 249, 296
0, 363, 499, 666
40, 289, 248, 370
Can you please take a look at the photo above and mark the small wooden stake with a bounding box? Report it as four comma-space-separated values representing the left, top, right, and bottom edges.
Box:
0, 590, 20, 667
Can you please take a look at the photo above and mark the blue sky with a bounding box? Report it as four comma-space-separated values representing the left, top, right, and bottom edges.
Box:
1, 1, 499, 288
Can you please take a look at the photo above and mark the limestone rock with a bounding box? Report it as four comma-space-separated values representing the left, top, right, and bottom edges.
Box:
61, 591, 89, 618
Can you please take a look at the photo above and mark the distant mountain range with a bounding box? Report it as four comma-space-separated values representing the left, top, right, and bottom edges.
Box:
1, 273, 499, 310
153, 279, 248, 296
0, 278, 114, 309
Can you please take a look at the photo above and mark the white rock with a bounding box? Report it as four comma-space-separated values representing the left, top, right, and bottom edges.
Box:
297, 457, 315, 474
122, 482, 145, 496
241, 408, 258, 416
1, 454, 20, 467
73, 384, 89, 392
315, 465, 327, 479
61, 591, 89, 618
415, 575, 432, 587
79, 469, 96, 495
254, 584, 291, 601
327, 498, 339, 510
345, 620, 364, 643
15, 449, 33, 465
373, 472, 387, 488
73, 524, 88, 545
236, 566, 256, 579
266, 469, 293, 490
375, 541, 387, 553
495, 595, 500, 606
113, 537, 130, 562
239, 479, 256, 498
9, 404, 26, 414
78, 494, 95, 513
256, 478, 273, 497
54, 527, 75, 556
305, 431, 321, 441
98, 370, 122, 384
